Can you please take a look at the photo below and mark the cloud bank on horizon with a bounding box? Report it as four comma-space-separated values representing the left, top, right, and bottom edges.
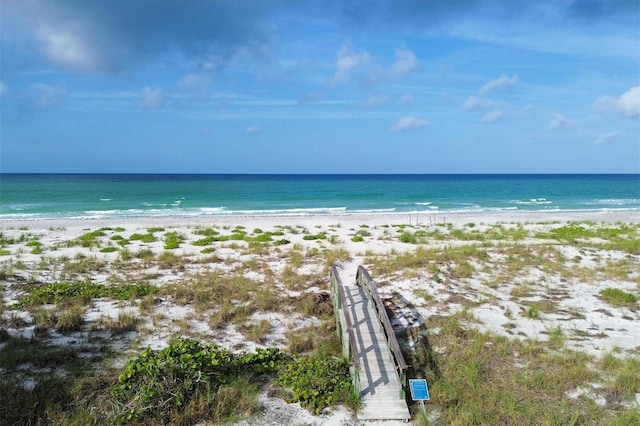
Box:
1, 0, 638, 173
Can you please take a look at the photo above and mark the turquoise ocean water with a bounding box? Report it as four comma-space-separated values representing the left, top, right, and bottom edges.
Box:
0, 174, 638, 220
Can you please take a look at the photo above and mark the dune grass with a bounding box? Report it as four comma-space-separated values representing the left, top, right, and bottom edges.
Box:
0, 220, 638, 424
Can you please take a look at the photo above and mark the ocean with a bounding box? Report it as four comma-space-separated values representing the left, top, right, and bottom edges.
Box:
0, 174, 638, 220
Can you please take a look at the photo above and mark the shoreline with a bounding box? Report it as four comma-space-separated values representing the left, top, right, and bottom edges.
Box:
3, 209, 639, 231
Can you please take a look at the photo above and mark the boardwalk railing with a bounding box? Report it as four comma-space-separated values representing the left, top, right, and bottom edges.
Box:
355, 266, 408, 399
329, 265, 360, 399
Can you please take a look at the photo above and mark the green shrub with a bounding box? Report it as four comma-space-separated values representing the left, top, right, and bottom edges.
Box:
277, 355, 354, 414
399, 232, 417, 244
77, 230, 106, 247
302, 232, 326, 241
111, 338, 287, 423
129, 233, 156, 243
164, 231, 184, 249
193, 236, 216, 246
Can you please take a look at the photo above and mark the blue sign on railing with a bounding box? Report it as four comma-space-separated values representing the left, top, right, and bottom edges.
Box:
409, 379, 430, 401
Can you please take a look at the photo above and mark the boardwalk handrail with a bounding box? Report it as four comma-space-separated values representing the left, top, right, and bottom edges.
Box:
355, 266, 408, 398
329, 265, 360, 397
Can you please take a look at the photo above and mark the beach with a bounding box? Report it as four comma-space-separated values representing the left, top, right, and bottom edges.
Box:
1, 210, 639, 424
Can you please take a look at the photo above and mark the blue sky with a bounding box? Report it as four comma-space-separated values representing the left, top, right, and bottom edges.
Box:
1, 0, 638, 173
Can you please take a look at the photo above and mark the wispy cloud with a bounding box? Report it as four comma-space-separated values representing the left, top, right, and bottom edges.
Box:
463, 96, 499, 111
482, 110, 503, 123
398, 93, 414, 105
479, 73, 518, 95
136, 87, 166, 110
361, 95, 389, 109
391, 116, 429, 131
595, 131, 618, 145
246, 126, 262, 134
29, 83, 67, 110
548, 114, 573, 129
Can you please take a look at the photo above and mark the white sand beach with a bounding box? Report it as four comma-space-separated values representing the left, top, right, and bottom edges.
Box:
1, 210, 639, 424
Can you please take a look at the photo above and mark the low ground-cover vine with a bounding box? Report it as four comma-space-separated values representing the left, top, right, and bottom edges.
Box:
277, 354, 355, 414
14, 281, 157, 307
111, 338, 288, 422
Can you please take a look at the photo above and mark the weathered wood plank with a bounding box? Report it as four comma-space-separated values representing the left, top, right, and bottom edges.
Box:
342, 278, 411, 421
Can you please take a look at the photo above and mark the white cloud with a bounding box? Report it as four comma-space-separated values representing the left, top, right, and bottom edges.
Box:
463, 96, 498, 111
391, 46, 421, 77
246, 126, 262, 134
137, 87, 166, 110
328, 44, 421, 88
178, 73, 211, 99
0, 81, 6, 97
616, 86, 639, 118
391, 116, 429, 131
399, 93, 414, 105
482, 110, 504, 123
595, 132, 618, 145
37, 25, 103, 72
329, 44, 371, 87
548, 114, 572, 129
479, 73, 519, 95
596, 86, 640, 118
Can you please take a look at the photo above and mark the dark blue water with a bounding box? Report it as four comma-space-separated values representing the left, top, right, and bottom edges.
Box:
1, 174, 638, 220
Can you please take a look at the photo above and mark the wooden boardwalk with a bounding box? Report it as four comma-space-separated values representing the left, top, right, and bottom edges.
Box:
338, 267, 411, 421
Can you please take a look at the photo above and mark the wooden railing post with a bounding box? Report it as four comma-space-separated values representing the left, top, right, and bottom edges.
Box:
329, 265, 361, 401
355, 265, 409, 399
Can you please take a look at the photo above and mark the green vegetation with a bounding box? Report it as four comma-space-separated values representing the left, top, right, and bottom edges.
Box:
111, 338, 287, 423
277, 355, 356, 414
599, 287, 638, 307
405, 314, 637, 425
1, 220, 639, 424
303, 232, 327, 241
14, 281, 157, 307
163, 231, 185, 249
129, 232, 156, 243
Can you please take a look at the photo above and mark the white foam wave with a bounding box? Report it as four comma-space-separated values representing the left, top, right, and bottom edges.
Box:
511, 198, 552, 205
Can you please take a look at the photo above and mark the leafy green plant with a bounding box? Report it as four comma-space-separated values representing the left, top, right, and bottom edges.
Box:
129, 233, 156, 243
399, 231, 418, 244
164, 231, 184, 249
14, 281, 157, 307
111, 338, 287, 422
302, 232, 326, 241
77, 230, 106, 247
277, 355, 354, 414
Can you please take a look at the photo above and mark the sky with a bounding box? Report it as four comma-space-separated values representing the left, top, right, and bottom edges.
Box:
1, 0, 639, 174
